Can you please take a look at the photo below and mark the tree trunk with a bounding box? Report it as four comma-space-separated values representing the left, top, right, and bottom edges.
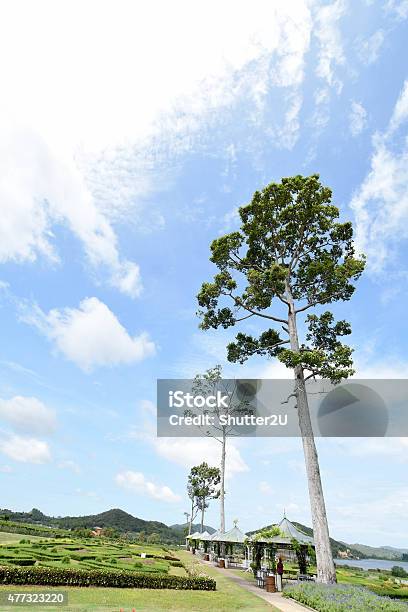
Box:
220, 433, 226, 557
286, 284, 336, 584
189, 499, 194, 536
220, 432, 226, 533
201, 500, 205, 533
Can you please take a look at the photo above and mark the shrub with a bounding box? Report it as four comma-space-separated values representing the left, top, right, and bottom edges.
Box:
283, 582, 407, 611
169, 561, 184, 567
0, 565, 216, 590
8, 559, 36, 567
61, 557, 70, 565
70, 553, 96, 561
391, 566, 408, 578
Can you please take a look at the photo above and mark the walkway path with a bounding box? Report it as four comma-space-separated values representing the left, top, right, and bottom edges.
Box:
201, 561, 312, 612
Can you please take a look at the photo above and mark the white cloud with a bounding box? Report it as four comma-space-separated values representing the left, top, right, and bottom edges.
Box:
0, 1, 316, 284
58, 460, 81, 474
351, 79, 408, 271
153, 437, 249, 478
357, 30, 385, 65
0, 434, 51, 463
349, 101, 367, 136
0, 123, 142, 298
385, 0, 408, 20
313, 0, 346, 91
20, 297, 155, 372
115, 470, 180, 503
388, 79, 408, 133
0, 396, 56, 435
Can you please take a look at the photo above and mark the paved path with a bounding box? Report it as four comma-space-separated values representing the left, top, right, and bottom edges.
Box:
201, 561, 311, 612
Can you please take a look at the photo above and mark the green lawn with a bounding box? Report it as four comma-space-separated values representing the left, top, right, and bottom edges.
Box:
0, 532, 43, 544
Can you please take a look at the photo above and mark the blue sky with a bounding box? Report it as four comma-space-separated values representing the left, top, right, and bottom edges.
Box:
0, 0, 408, 547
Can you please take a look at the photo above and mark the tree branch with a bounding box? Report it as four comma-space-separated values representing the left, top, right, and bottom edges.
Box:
229, 294, 287, 324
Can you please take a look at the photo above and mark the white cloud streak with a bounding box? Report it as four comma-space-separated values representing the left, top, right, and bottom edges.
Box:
115, 470, 180, 503
351, 78, 408, 271
349, 101, 367, 136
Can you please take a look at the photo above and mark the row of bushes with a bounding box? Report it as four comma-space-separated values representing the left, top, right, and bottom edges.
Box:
0, 565, 215, 590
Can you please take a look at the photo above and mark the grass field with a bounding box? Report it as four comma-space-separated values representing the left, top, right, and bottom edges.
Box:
0, 533, 43, 545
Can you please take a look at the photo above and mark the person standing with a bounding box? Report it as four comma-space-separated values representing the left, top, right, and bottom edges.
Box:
276, 557, 284, 591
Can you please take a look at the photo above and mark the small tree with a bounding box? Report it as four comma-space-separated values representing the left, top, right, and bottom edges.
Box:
189, 365, 252, 535
391, 566, 408, 578
188, 462, 221, 533
147, 532, 160, 544
137, 530, 146, 543
197, 174, 365, 583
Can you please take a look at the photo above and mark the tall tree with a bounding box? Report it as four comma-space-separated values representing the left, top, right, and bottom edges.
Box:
197, 174, 365, 583
190, 365, 252, 534
188, 462, 221, 533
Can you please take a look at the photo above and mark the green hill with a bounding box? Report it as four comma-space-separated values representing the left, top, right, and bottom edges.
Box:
0, 508, 180, 543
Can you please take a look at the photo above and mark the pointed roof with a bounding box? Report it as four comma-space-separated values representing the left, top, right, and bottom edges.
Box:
251, 517, 314, 546
211, 525, 246, 543
186, 531, 202, 539
276, 517, 314, 545
197, 530, 212, 540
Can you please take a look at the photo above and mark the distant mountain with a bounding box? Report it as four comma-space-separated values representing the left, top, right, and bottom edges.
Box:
0, 508, 181, 543
349, 543, 408, 561
171, 523, 216, 535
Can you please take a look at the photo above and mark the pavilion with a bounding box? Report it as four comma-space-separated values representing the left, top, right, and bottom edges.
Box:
249, 517, 315, 575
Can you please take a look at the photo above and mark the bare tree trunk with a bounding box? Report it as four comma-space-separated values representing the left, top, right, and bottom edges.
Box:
286, 283, 336, 584
201, 501, 205, 533
220, 432, 226, 533
189, 499, 194, 536
220, 433, 226, 557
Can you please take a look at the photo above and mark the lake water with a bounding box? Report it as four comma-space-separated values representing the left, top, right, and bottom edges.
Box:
335, 558, 408, 571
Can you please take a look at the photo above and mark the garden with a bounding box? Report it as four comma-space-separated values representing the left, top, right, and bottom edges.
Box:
0, 537, 215, 590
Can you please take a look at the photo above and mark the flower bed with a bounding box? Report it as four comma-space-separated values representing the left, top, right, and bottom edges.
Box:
0, 565, 216, 590
283, 582, 408, 611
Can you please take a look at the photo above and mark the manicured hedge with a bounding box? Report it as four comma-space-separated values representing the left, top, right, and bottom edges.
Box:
8, 559, 36, 567
0, 565, 216, 590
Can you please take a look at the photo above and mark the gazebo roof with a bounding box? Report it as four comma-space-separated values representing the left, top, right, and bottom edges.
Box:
211, 525, 246, 544
198, 530, 213, 541
251, 517, 314, 546
186, 531, 202, 540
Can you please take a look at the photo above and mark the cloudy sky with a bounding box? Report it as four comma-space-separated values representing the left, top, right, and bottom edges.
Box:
0, 0, 408, 547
